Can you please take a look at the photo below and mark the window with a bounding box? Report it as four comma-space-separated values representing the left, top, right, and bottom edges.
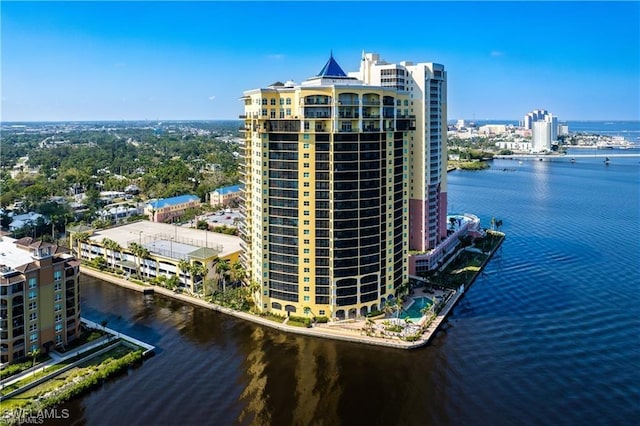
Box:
286, 98, 291, 105
304, 239, 310, 244
270, 98, 276, 105
55, 335, 62, 344
303, 192, 309, 197
303, 182, 310, 187
319, 310, 325, 315
303, 201, 310, 206
279, 98, 284, 105
262, 98, 267, 105
55, 314, 62, 323
29, 312, 37, 321
304, 286, 310, 291
303, 220, 310, 225
54, 282, 62, 291
303, 143, 310, 148
303, 173, 310, 178
30, 333, 38, 343
28, 278, 37, 289
28, 302, 37, 311
303, 258, 310, 264
55, 324, 63, 333
303, 296, 310, 302
303, 249, 310, 254
303, 163, 310, 168
55, 303, 62, 312
303, 211, 310, 216
28, 290, 37, 300
29, 323, 37, 332
304, 268, 310, 273
54, 271, 62, 281
303, 230, 310, 235
55, 294, 62, 302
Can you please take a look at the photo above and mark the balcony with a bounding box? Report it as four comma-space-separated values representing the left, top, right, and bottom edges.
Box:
362, 114, 380, 119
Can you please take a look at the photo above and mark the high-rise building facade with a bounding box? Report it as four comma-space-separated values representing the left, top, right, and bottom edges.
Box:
353, 53, 448, 252
526, 109, 558, 152
240, 55, 414, 319
0, 237, 81, 365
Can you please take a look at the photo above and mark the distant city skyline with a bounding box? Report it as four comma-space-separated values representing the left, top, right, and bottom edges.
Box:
2, 1, 639, 122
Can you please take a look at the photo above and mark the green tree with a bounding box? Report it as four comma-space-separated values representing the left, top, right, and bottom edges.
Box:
177, 259, 191, 289
74, 232, 91, 259
102, 238, 121, 269
28, 348, 40, 368
215, 259, 230, 293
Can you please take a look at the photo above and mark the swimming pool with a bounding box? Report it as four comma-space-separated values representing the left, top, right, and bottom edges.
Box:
401, 297, 433, 322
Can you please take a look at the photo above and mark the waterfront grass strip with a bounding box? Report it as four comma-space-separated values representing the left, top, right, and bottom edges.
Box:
1, 344, 143, 422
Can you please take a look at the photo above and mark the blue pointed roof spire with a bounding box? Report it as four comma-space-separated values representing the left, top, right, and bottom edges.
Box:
317, 52, 347, 77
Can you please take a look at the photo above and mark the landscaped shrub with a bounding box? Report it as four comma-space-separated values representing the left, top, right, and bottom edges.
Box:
366, 310, 383, 318
314, 316, 329, 323
288, 316, 311, 327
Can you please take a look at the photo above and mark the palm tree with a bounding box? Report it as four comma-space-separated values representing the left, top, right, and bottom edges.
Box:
383, 300, 395, 318
74, 232, 91, 259
397, 281, 410, 299
177, 259, 191, 289
394, 297, 404, 320
128, 242, 150, 279
102, 238, 120, 269
190, 262, 208, 295
28, 348, 40, 368
229, 260, 246, 287
215, 259, 230, 293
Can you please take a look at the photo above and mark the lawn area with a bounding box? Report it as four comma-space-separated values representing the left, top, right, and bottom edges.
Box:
1, 343, 139, 414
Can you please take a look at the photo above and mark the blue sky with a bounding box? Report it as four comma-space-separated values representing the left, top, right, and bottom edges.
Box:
2, 1, 639, 121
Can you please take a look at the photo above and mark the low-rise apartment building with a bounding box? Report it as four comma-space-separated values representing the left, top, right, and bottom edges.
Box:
144, 194, 201, 223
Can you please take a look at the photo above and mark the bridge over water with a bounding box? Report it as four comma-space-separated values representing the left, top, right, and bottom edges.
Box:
495, 153, 640, 161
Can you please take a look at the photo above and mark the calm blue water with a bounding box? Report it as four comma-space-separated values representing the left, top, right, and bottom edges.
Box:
56, 140, 640, 425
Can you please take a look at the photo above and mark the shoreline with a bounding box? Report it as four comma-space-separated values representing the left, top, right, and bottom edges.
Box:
80, 235, 503, 350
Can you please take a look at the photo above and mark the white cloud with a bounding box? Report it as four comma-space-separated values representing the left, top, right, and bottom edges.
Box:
114, 62, 127, 68
267, 54, 285, 60
208, 95, 216, 101
490, 51, 505, 57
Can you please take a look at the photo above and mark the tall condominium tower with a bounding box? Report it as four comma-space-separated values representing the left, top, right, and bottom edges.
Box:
240, 55, 414, 319
353, 53, 448, 253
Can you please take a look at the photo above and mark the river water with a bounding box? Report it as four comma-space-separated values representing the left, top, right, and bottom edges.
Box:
55, 149, 639, 425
